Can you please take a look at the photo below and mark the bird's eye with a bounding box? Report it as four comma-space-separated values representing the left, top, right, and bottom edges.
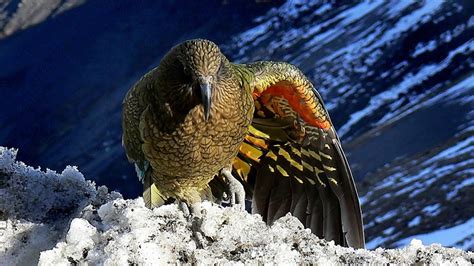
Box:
182, 65, 189, 75
180, 64, 193, 83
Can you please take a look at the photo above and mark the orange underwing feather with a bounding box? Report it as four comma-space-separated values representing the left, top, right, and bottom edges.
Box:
254, 81, 331, 129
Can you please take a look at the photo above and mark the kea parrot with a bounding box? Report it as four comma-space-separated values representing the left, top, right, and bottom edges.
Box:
122, 39, 365, 248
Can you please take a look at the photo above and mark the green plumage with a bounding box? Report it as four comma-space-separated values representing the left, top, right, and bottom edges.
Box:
123, 39, 254, 205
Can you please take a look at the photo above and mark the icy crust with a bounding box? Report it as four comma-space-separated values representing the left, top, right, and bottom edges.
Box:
1, 147, 473, 265
0, 148, 93, 222
0, 147, 121, 264
38, 200, 474, 265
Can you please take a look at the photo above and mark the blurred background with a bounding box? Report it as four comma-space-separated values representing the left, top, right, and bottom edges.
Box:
0, 0, 472, 250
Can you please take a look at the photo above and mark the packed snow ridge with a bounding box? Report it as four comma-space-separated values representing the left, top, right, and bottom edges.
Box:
1, 147, 473, 265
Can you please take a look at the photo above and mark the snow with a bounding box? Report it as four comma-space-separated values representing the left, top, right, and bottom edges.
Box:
397, 219, 474, 250
0, 0, 86, 38
386, 1, 415, 19
408, 216, 422, 227
233, 20, 273, 55
1, 146, 473, 264
374, 209, 398, 223
379, 49, 474, 125
412, 40, 438, 57
367, 0, 445, 51
446, 177, 474, 200
295, 0, 385, 62
383, 227, 395, 235
428, 135, 474, 164
422, 203, 441, 216
0, 147, 121, 265
39, 218, 99, 265
377, 74, 474, 132
360, 122, 474, 250
365, 237, 388, 250
340, 39, 474, 137
384, 157, 474, 200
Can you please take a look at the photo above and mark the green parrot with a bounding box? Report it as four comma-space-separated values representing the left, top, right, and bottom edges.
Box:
122, 39, 365, 248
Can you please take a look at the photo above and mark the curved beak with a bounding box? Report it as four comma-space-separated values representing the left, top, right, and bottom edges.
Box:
199, 77, 212, 121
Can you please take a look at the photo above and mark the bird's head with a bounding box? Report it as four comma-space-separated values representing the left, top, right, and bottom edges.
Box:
178, 39, 224, 121
159, 39, 227, 121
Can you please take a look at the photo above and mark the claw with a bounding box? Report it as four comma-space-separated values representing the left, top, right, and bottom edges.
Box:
221, 167, 245, 210
178, 201, 191, 217
178, 200, 202, 218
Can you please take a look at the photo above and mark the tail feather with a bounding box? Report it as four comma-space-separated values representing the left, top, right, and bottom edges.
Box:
143, 172, 165, 208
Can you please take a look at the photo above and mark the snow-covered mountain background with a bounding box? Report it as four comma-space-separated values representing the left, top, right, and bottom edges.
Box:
1, 0, 473, 254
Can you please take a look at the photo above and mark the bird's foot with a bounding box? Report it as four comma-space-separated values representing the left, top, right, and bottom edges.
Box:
191, 214, 207, 249
178, 200, 203, 218
178, 201, 207, 248
221, 167, 245, 210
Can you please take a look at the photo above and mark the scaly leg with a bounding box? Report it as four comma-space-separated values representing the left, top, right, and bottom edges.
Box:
178, 200, 207, 247
178, 200, 191, 217
220, 166, 245, 210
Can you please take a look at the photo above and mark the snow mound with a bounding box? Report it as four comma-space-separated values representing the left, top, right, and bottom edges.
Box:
1, 147, 473, 265
0, 147, 121, 264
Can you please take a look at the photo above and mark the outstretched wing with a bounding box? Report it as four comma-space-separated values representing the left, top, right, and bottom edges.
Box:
232, 61, 365, 248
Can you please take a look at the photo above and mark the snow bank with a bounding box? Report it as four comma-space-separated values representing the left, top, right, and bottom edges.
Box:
0, 147, 120, 265
1, 147, 473, 265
